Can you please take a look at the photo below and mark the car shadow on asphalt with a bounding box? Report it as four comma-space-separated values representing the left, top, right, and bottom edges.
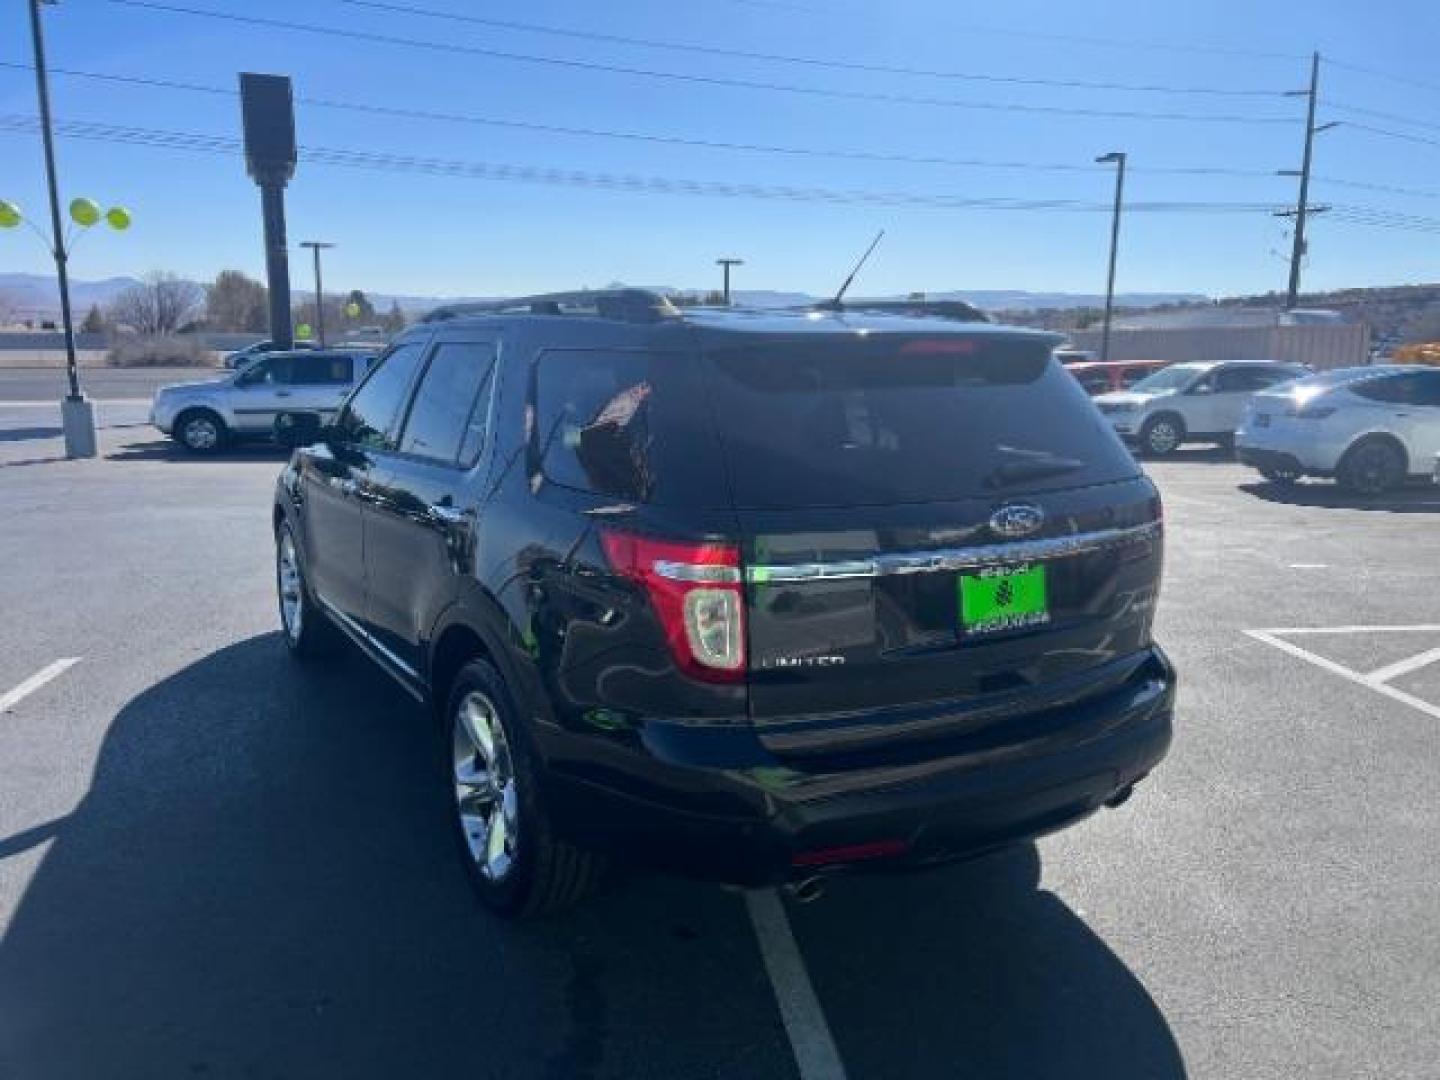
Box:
1239, 479, 1440, 513
786, 845, 1186, 1078
0, 634, 791, 1080
106, 438, 291, 464
0, 633, 1184, 1079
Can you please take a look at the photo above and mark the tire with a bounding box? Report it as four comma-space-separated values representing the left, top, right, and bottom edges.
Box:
1139, 413, 1184, 457
1337, 438, 1406, 496
1259, 466, 1300, 486
275, 521, 335, 660
174, 408, 227, 455
445, 658, 603, 918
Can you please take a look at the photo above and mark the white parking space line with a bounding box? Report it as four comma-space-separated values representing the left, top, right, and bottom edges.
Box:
1366, 646, 1440, 686
0, 658, 81, 713
1246, 629, 1440, 722
1264, 625, 1440, 636
744, 888, 848, 1080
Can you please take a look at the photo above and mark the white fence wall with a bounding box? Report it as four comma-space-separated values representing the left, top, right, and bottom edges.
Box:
1069, 324, 1370, 370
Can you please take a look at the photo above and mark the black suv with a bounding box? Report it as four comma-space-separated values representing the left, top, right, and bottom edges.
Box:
272, 290, 1174, 917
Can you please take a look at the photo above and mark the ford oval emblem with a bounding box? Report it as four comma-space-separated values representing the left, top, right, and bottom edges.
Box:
989, 502, 1046, 539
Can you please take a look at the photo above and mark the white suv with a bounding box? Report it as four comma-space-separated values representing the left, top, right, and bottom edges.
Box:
151, 349, 375, 454
1237, 365, 1440, 494
1093, 360, 1309, 457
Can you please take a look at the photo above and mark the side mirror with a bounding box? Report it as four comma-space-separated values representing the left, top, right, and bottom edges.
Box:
274, 410, 326, 448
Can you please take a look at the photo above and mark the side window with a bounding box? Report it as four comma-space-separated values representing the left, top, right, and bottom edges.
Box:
335, 342, 427, 450
1119, 366, 1152, 389
1215, 367, 1266, 393
534, 350, 654, 500
291, 354, 352, 385
237, 355, 291, 387
1074, 371, 1109, 395
1353, 375, 1417, 405
397, 342, 498, 466
1410, 372, 1440, 407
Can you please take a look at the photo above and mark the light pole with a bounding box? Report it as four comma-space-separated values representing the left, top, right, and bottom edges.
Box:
25, 0, 95, 456
1095, 151, 1127, 364
716, 257, 743, 305
299, 241, 334, 347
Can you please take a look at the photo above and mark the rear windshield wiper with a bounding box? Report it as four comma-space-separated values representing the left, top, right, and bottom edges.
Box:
983, 447, 1086, 489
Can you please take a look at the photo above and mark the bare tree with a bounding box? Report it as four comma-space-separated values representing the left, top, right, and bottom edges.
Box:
108, 272, 203, 335
205, 270, 268, 332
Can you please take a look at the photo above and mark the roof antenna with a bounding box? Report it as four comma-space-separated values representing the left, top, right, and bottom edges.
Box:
819, 229, 885, 311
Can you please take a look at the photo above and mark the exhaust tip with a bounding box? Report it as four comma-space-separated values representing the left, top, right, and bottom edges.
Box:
784, 876, 827, 904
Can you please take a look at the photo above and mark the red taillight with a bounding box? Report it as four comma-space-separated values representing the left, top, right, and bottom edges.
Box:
791, 839, 910, 868
600, 531, 746, 682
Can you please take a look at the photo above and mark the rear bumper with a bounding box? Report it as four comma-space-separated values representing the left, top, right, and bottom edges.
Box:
542, 647, 1175, 886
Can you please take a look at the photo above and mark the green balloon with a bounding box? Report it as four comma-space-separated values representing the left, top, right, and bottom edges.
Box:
295, 323, 313, 340
69, 197, 101, 227
0, 200, 19, 228
105, 206, 132, 231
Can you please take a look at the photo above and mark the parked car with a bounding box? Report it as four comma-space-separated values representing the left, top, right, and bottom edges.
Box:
151, 349, 377, 453
271, 289, 1174, 918
1236, 365, 1440, 494
1064, 359, 1173, 396
1093, 360, 1310, 456
223, 338, 316, 369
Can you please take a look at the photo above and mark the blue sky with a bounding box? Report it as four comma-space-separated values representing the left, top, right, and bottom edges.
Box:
1, 0, 1438, 300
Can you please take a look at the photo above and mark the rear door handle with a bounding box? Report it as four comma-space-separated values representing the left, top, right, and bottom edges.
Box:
275, 390, 292, 398
429, 503, 468, 526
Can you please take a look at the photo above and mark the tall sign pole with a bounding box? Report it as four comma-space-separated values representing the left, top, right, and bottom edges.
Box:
29, 0, 96, 457
239, 73, 298, 348
1095, 151, 1127, 364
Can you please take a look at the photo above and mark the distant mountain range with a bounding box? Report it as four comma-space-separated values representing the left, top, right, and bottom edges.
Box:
0, 271, 1208, 319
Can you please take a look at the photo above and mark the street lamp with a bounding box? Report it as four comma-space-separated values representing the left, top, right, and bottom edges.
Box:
1095, 151, 1127, 365
20, 0, 136, 458
299, 240, 335, 346
716, 257, 743, 305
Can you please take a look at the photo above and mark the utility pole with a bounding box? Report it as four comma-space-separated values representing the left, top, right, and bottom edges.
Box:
300, 241, 334, 346
1281, 52, 1338, 309
29, 0, 96, 457
1095, 151, 1127, 364
716, 257, 743, 305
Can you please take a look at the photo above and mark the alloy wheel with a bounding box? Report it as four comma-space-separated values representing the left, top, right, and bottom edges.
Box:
182, 415, 219, 451
1145, 419, 1180, 456
452, 691, 519, 882
277, 530, 304, 644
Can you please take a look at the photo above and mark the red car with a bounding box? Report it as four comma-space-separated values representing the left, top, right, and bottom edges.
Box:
1064, 359, 1173, 396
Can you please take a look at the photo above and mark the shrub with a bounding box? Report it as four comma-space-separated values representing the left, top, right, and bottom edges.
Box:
106, 335, 217, 368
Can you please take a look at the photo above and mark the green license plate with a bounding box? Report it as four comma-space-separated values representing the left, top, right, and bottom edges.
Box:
958, 563, 1050, 636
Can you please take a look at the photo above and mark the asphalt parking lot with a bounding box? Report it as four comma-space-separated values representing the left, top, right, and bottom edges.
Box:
2, 386, 1438, 1079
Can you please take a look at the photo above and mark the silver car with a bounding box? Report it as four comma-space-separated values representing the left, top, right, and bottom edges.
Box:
151, 349, 375, 453
1093, 360, 1310, 457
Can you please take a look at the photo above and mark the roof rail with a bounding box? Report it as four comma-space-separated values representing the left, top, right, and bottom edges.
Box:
422, 288, 681, 324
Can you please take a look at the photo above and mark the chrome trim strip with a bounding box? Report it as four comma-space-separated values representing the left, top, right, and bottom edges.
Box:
653, 560, 742, 584
314, 593, 425, 697
745, 521, 1160, 584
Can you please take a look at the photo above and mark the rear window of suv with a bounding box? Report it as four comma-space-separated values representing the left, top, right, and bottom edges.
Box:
700, 335, 1138, 509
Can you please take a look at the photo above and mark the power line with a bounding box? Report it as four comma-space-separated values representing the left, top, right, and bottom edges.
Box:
1313, 175, 1440, 201
0, 59, 1287, 180
99, 0, 1302, 125
333, 0, 1289, 97
711, 0, 1310, 61
1324, 56, 1440, 97
1340, 122, 1440, 150
1323, 101, 1440, 136
0, 111, 1290, 214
